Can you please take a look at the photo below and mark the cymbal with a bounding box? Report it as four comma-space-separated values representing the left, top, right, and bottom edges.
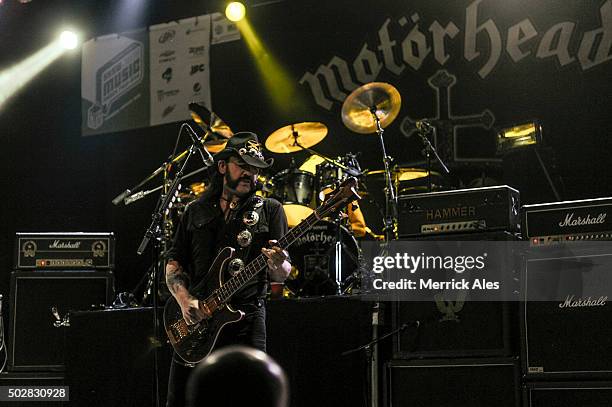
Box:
203, 138, 228, 154
299, 154, 326, 174
209, 112, 233, 139
365, 167, 440, 181
265, 122, 328, 153
341, 82, 401, 134
189, 102, 234, 139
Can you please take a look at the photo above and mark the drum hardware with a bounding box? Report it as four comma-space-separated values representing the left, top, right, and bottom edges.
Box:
342, 82, 402, 241
342, 82, 405, 407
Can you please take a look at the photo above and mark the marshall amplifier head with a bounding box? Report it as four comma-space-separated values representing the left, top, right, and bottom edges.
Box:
15, 232, 115, 270
522, 197, 612, 245
398, 185, 520, 237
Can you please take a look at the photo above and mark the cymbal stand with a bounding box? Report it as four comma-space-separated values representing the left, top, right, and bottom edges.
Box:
290, 131, 362, 178
370, 107, 397, 241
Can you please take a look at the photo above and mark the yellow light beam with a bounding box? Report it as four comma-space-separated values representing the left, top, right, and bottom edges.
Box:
236, 19, 299, 116
0, 40, 66, 111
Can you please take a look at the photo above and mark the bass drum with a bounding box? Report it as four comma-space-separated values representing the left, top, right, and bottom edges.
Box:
286, 220, 361, 297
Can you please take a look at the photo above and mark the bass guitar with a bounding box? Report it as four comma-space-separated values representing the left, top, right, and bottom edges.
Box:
164, 177, 360, 364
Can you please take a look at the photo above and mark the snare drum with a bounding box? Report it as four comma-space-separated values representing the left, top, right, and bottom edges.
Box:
286, 220, 361, 296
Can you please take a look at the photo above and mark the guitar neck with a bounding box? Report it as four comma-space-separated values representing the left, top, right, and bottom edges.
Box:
214, 211, 321, 303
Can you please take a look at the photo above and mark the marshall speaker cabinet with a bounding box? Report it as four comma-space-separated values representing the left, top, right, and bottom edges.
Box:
524, 381, 612, 407
8, 270, 114, 371
521, 198, 612, 379
385, 358, 520, 407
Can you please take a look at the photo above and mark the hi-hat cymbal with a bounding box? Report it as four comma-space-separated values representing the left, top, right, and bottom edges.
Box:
341, 82, 401, 134
265, 122, 328, 153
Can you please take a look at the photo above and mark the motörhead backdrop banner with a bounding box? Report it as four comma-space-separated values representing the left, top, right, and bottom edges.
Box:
208, 0, 612, 206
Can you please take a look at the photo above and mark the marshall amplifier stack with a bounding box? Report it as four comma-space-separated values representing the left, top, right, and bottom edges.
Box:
522, 197, 612, 244
397, 185, 521, 237
521, 198, 612, 385
9, 232, 115, 371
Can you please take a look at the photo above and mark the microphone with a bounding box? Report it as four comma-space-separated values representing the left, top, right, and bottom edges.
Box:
111, 189, 131, 206
185, 124, 214, 167
400, 320, 420, 330
415, 120, 435, 131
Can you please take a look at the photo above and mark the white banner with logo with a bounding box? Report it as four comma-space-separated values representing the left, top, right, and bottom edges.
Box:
82, 13, 234, 136
149, 15, 212, 127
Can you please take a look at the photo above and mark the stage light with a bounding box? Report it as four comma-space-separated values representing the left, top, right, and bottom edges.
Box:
226, 2, 246, 22
496, 121, 542, 155
59, 30, 78, 50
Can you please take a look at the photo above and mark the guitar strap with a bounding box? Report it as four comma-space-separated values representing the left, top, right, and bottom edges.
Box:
232, 195, 266, 272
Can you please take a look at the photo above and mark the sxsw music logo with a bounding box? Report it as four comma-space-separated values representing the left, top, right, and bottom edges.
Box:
88, 41, 144, 130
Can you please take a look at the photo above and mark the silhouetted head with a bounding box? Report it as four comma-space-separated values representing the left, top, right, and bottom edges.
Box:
186, 345, 289, 407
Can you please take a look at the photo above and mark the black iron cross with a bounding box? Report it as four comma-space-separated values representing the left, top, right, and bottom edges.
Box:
400, 69, 495, 164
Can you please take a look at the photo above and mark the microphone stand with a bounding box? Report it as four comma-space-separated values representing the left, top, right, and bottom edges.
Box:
416, 123, 450, 192
341, 319, 419, 407
136, 126, 214, 407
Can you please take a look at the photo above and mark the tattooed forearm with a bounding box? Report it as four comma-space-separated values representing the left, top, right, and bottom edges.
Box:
165, 261, 190, 295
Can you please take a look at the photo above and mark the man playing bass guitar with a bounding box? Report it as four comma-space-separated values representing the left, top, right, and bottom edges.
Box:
164, 132, 291, 407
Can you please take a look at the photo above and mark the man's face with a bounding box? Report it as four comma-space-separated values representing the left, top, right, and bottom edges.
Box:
221, 156, 260, 196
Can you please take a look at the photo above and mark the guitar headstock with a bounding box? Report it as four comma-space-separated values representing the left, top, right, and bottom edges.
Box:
316, 177, 361, 219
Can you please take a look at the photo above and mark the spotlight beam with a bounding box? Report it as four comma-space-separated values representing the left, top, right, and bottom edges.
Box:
0, 39, 69, 111
237, 19, 300, 115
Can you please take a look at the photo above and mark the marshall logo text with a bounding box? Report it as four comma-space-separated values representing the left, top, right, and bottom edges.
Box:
559, 212, 607, 227
559, 295, 608, 308
49, 240, 82, 250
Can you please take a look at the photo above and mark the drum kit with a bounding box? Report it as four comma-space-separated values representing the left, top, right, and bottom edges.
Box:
124, 82, 450, 299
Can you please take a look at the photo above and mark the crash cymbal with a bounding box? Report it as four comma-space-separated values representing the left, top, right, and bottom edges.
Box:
189, 102, 233, 139
341, 82, 401, 134
265, 122, 328, 153
209, 112, 233, 139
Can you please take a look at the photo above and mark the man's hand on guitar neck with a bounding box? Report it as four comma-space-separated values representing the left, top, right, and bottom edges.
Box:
262, 240, 291, 282
166, 260, 209, 325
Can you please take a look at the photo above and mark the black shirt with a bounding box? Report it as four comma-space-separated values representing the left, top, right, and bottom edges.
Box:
166, 193, 288, 304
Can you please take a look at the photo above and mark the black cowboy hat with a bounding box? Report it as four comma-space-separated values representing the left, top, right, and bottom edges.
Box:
214, 132, 273, 168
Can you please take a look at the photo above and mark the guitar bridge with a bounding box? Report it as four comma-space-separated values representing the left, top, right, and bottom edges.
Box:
169, 320, 189, 343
